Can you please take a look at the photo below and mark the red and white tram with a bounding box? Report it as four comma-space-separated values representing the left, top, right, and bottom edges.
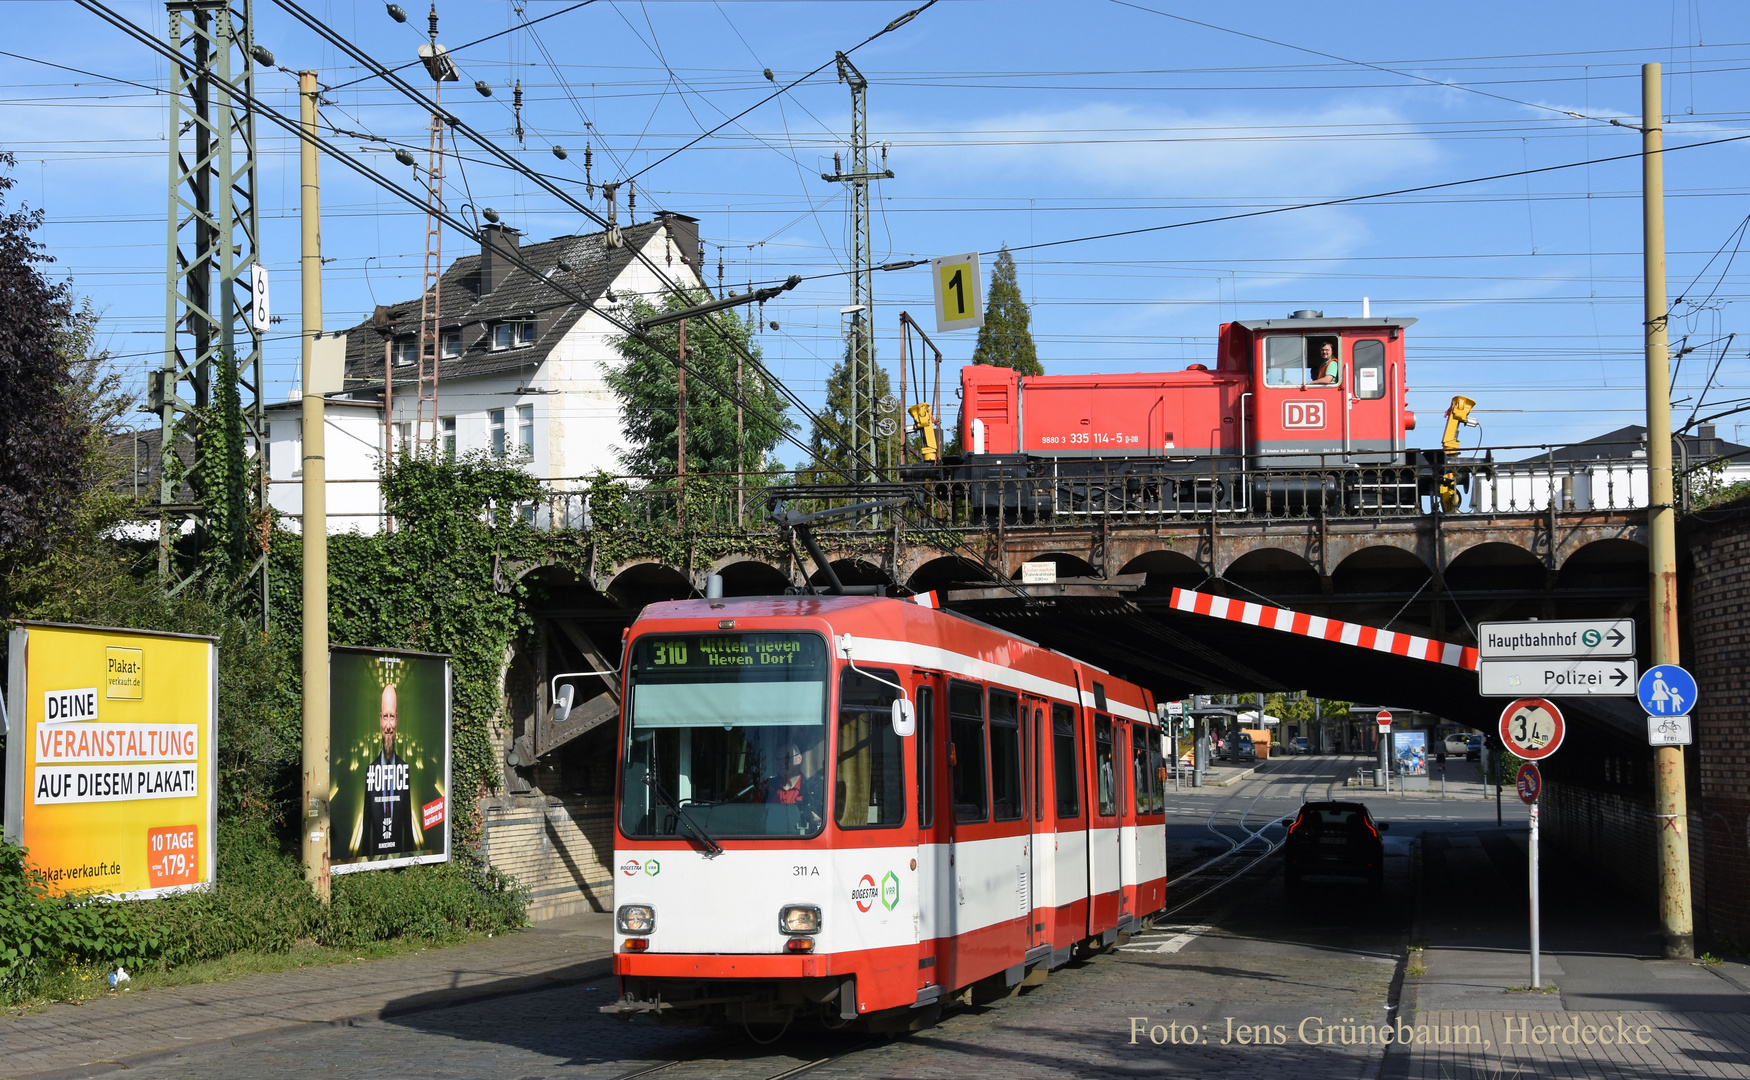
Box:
605, 594, 1168, 1029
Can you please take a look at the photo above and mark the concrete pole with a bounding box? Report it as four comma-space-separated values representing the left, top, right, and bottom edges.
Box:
299, 72, 331, 902
1642, 62, 1693, 959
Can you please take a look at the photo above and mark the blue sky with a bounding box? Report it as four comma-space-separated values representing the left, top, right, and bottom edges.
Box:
6, 0, 1750, 461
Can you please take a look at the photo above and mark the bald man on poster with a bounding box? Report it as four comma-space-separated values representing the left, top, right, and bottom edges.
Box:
365, 683, 415, 856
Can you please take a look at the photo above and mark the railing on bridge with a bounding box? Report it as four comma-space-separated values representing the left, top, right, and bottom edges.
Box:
534, 442, 1656, 534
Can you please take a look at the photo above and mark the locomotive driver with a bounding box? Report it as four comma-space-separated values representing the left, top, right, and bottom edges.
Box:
365, 682, 416, 856
1311, 341, 1340, 385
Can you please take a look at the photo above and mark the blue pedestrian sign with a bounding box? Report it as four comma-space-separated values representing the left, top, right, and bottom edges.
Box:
1637, 665, 1697, 717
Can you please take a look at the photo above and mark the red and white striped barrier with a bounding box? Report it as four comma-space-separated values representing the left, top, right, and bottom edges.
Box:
1167, 587, 1479, 671
908, 590, 941, 609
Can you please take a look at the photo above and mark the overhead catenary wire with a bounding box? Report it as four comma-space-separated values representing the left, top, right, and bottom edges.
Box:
75, 0, 1030, 600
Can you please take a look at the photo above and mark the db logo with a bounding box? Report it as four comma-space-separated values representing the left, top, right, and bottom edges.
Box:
1283, 401, 1325, 429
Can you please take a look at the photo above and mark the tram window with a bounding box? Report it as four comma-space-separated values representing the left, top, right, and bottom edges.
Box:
1052, 704, 1080, 819
1148, 729, 1165, 813
989, 688, 1023, 822
949, 680, 988, 823
1264, 335, 1306, 387
1094, 715, 1117, 817
1033, 706, 1045, 822
1354, 339, 1386, 400
835, 668, 906, 829
1132, 724, 1153, 816
916, 686, 935, 829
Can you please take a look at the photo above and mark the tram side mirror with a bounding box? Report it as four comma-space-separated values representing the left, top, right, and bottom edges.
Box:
892, 698, 915, 738
553, 683, 575, 724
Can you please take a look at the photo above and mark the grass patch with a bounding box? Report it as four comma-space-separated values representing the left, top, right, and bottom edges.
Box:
1505, 983, 1560, 994
5, 931, 513, 1015
1406, 947, 1426, 977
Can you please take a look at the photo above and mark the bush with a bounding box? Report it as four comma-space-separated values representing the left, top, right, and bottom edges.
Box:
0, 819, 528, 1005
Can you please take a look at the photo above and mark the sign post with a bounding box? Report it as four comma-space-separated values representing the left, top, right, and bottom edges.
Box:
1498, 704, 1562, 991
1376, 710, 1392, 791
930, 252, 984, 334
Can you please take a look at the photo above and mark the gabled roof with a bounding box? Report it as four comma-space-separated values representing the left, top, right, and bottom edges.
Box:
1518, 423, 1750, 463
341, 218, 685, 390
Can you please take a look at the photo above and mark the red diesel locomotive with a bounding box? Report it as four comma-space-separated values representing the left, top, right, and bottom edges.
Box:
921, 310, 1423, 514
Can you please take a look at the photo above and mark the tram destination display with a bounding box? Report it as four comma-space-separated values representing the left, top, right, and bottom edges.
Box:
3, 622, 217, 899
329, 647, 452, 873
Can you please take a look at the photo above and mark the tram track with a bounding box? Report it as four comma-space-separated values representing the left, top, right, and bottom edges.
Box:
604, 1037, 881, 1080
1148, 755, 1353, 924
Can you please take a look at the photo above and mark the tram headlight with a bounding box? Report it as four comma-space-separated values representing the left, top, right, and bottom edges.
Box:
617, 904, 656, 934
779, 904, 821, 935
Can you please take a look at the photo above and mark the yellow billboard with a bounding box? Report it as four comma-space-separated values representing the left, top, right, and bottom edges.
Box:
4, 622, 217, 899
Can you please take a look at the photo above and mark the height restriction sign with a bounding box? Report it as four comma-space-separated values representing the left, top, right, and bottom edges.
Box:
931, 252, 984, 333
1498, 698, 1566, 760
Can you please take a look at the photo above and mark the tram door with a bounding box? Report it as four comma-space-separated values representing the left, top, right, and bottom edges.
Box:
1116, 719, 1136, 926
913, 675, 945, 993
1087, 710, 1122, 935
1021, 695, 1050, 950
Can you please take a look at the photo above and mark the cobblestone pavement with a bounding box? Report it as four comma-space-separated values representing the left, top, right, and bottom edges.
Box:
0, 914, 614, 1080
1401, 1010, 1750, 1080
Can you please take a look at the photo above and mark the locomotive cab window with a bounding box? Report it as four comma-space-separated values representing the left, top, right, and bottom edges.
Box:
1308, 337, 1341, 385
1353, 339, 1386, 400
949, 680, 989, 823
989, 688, 1023, 821
620, 633, 828, 840
1264, 335, 1305, 387
835, 668, 906, 830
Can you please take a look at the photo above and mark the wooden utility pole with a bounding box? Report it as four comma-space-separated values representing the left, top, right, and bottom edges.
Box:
1642, 62, 1692, 959
299, 71, 331, 902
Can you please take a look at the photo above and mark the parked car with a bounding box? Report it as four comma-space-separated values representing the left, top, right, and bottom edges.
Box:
1231, 731, 1257, 762
1290, 737, 1310, 755
1280, 801, 1388, 891
1465, 736, 1483, 762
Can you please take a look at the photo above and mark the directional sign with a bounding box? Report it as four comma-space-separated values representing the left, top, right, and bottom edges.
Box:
931, 252, 984, 333
1478, 658, 1636, 697
1637, 664, 1697, 717
1516, 762, 1542, 804
1477, 619, 1635, 659
1165, 700, 1184, 717
1647, 714, 1693, 747
1498, 698, 1565, 760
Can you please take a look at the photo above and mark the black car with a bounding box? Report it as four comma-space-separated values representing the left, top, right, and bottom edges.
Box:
1280, 801, 1387, 891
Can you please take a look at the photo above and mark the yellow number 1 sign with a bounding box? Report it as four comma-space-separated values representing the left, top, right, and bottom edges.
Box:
931, 252, 984, 334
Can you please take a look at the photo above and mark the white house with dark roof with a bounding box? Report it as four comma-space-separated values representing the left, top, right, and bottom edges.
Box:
266, 213, 707, 533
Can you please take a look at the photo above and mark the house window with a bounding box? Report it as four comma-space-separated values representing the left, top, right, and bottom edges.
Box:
517, 404, 534, 456
392, 337, 416, 367
394, 421, 411, 456
441, 416, 456, 461
489, 408, 507, 456
492, 321, 536, 350
291, 419, 303, 478
441, 330, 461, 358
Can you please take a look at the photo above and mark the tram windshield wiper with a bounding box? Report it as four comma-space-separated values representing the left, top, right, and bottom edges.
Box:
645, 769, 724, 859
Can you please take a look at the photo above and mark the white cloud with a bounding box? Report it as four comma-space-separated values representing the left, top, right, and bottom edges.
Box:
889, 100, 1445, 197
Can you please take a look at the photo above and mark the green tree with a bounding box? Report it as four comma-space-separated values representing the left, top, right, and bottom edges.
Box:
971, 245, 1041, 376
805, 340, 903, 478
606, 291, 794, 476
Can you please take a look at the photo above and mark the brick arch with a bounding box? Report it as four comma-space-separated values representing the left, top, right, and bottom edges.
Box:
907, 555, 995, 595
606, 562, 693, 608
711, 559, 794, 597
1223, 547, 1322, 602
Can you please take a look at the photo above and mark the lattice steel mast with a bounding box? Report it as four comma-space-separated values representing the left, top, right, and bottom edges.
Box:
822, 52, 893, 482
158, 0, 267, 608
414, 4, 457, 453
